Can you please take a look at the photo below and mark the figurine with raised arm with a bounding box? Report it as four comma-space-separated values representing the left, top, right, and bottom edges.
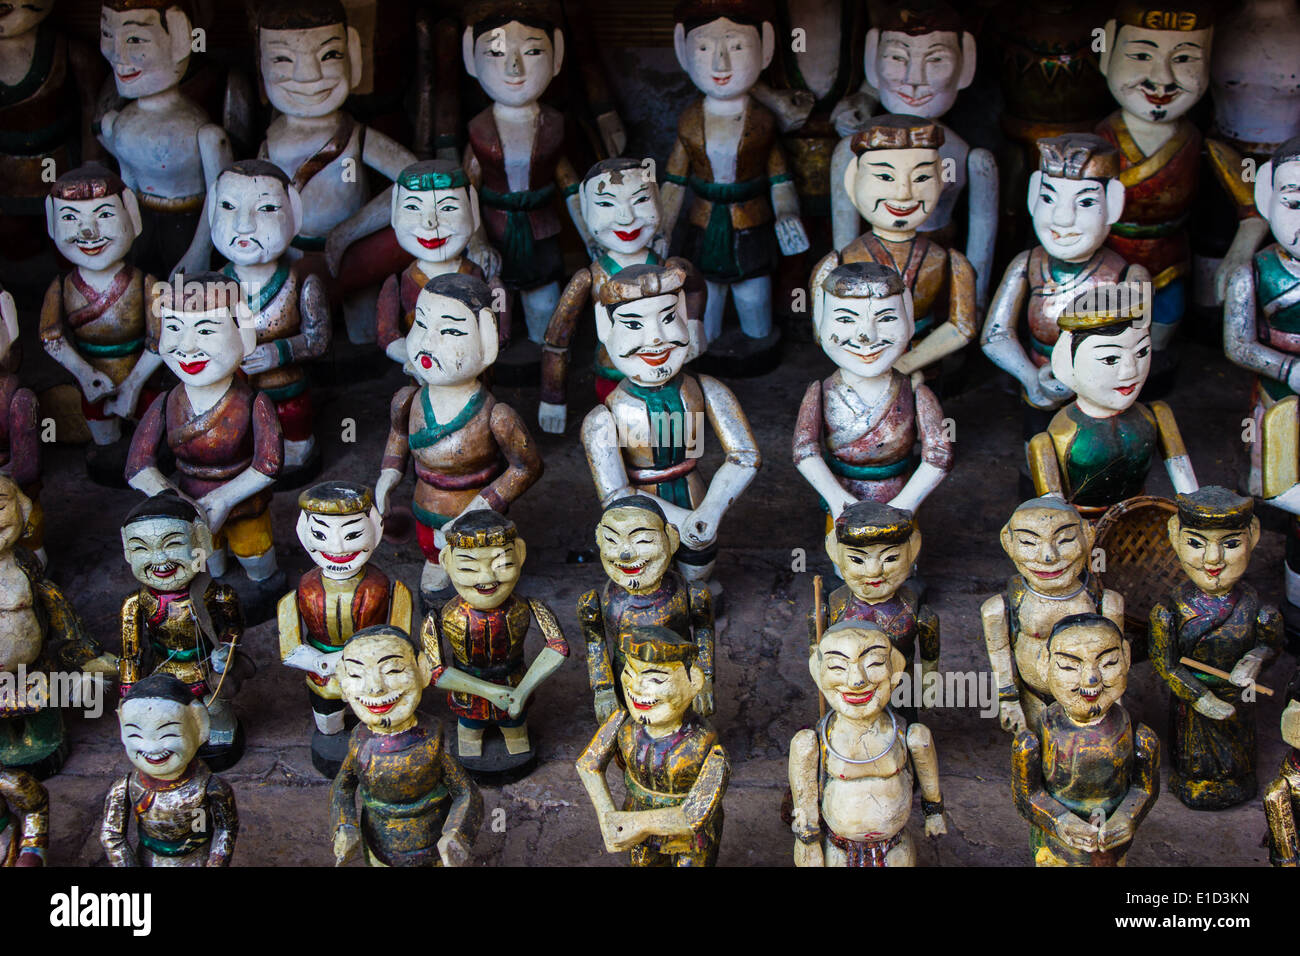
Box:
209, 159, 329, 484
331, 624, 482, 867
101, 673, 237, 866
581, 262, 760, 591
810, 502, 937, 722
98, 0, 233, 277
375, 272, 542, 607
0, 760, 46, 866
1265, 666, 1300, 866
982, 497, 1125, 734
540, 157, 705, 434
0, 288, 42, 563
1027, 285, 1198, 515
421, 509, 567, 777
659, 0, 809, 367
576, 625, 728, 867
119, 491, 246, 770
981, 134, 1150, 419
1149, 487, 1282, 809
788, 620, 945, 867
1012, 613, 1159, 866
279, 481, 413, 777
794, 262, 951, 521
828, 0, 998, 310
580, 495, 714, 723
125, 271, 285, 611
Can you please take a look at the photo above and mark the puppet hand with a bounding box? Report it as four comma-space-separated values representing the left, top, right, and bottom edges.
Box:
831, 92, 875, 137
437, 830, 472, 867
538, 401, 567, 435
1194, 692, 1236, 721
999, 700, 1027, 734
775, 215, 810, 256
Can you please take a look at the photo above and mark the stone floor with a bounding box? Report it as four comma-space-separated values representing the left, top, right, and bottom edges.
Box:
27, 323, 1297, 868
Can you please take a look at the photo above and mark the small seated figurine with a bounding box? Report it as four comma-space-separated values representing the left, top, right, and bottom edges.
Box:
1028, 285, 1198, 515
1012, 613, 1160, 867
580, 496, 715, 724
0, 288, 42, 563
540, 157, 705, 434
809, 501, 936, 722
0, 475, 115, 778
817, 115, 976, 377
331, 624, 483, 868
582, 262, 760, 591
1150, 487, 1282, 810
375, 273, 543, 607
0, 761, 47, 867
794, 261, 951, 521
420, 510, 567, 777
788, 620, 945, 866
125, 271, 285, 613
101, 674, 239, 867
278, 481, 413, 777
982, 497, 1124, 733
1265, 667, 1300, 867
576, 625, 729, 867
209, 160, 330, 485
119, 492, 246, 770
41, 164, 163, 485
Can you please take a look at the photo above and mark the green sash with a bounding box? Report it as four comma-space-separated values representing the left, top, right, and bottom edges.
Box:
71, 335, 143, 358
140, 831, 208, 857
222, 261, 289, 314
623, 379, 691, 508
410, 387, 486, 451
822, 451, 915, 481
361, 782, 448, 819
480, 184, 557, 271
683, 176, 766, 277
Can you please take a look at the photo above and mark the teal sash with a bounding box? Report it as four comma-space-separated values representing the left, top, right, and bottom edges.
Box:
410, 387, 486, 451
480, 184, 557, 270
623, 378, 691, 508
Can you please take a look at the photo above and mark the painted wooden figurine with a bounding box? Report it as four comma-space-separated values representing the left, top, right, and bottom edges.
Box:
0, 475, 115, 778
1265, 666, 1300, 866
1149, 487, 1282, 809
421, 509, 568, 777
98, 0, 233, 278
789, 620, 945, 867
982, 497, 1125, 733
540, 157, 705, 434
820, 116, 977, 378
1012, 613, 1160, 866
810, 501, 937, 724
581, 262, 760, 591
794, 262, 952, 520
125, 272, 285, 611
661, 0, 810, 365
0, 760, 46, 866
461, 0, 591, 347
101, 673, 238, 866
1027, 286, 1198, 515
581, 495, 715, 723
42, 164, 161, 486
209, 159, 329, 485
375, 273, 542, 606
119, 491, 247, 770
576, 624, 729, 867
278, 481, 413, 778
981, 135, 1150, 417
828, 0, 998, 309
0, 287, 42, 564
331, 624, 483, 867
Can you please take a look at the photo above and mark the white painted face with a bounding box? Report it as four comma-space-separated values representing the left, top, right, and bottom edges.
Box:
0, 0, 53, 38
119, 695, 208, 780
1103, 23, 1211, 124
676, 17, 769, 101
814, 289, 913, 376
260, 23, 360, 119
406, 290, 497, 387
466, 20, 560, 108
1028, 173, 1116, 262
621, 655, 703, 727
47, 193, 140, 270
391, 186, 478, 263
210, 173, 298, 266
810, 627, 903, 721
121, 515, 206, 592
157, 306, 253, 388
581, 167, 661, 257
870, 29, 970, 117
1052, 320, 1153, 415
99, 5, 189, 99
337, 633, 431, 732
1262, 160, 1300, 258
846, 147, 943, 234
296, 508, 382, 579
598, 292, 691, 385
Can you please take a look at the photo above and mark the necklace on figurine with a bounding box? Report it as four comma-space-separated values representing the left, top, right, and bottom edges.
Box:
1023, 572, 1089, 602
819, 709, 897, 765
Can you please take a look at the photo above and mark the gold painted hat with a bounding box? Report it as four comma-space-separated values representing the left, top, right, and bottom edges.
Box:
597, 263, 689, 307
621, 624, 698, 666
50, 163, 128, 201
834, 500, 916, 547
1175, 485, 1254, 531
850, 114, 944, 155
1115, 0, 1215, 31
1036, 134, 1121, 181
299, 481, 374, 516
1056, 283, 1149, 332
445, 509, 518, 548
875, 0, 963, 36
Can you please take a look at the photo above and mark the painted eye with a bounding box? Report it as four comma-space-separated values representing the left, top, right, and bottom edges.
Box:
1079, 198, 1098, 207
257, 204, 281, 213
1136, 346, 1150, 358
1040, 194, 1054, 204
312, 530, 325, 540
874, 173, 895, 182
61, 213, 76, 220
220, 200, 235, 210
322, 50, 343, 61
441, 328, 467, 336
620, 320, 643, 330
98, 210, 116, 219
884, 555, 899, 563
345, 531, 363, 541
915, 174, 931, 183
273, 55, 291, 64
1126, 52, 1152, 61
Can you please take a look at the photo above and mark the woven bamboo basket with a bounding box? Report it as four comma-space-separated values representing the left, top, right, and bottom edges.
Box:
1094, 495, 1180, 660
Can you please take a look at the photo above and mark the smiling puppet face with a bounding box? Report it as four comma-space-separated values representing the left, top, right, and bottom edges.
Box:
209, 167, 300, 267
1001, 499, 1093, 596
675, 15, 771, 101
406, 282, 497, 387
337, 629, 432, 733
0, 0, 53, 38
596, 502, 678, 594
465, 17, 561, 108
443, 541, 525, 610
100, 2, 190, 99
814, 287, 913, 376
825, 498, 918, 605
846, 146, 943, 234
122, 515, 205, 592
259, 21, 360, 119
119, 680, 209, 781
1167, 486, 1260, 597
391, 182, 478, 264
298, 508, 381, 579
1051, 293, 1152, 416
1102, 20, 1211, 124
47, 190, 141, 271
1046, 618, 1129, 724
1029, 173, 1119, 262
156, 278, 255, 388
811, 623, 906, 721
580, 160, 661, 257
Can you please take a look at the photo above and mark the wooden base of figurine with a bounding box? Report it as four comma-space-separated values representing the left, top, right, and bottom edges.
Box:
311, 727, 351, 778
85, 439, 131, 489
220, 567, 288, 626
198, 720, 246, 773
694, 327, 782, 379
1171, 770, 1257, 811
274, 443, 323, 492
493, 339, 542, 387
0, 709, 67, 780
457, 729, 538, 784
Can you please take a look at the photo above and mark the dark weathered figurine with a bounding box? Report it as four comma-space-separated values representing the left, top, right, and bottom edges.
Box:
0, 761, 47, 866
1265, 666, 1300, 867
0, 289, 42, 562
